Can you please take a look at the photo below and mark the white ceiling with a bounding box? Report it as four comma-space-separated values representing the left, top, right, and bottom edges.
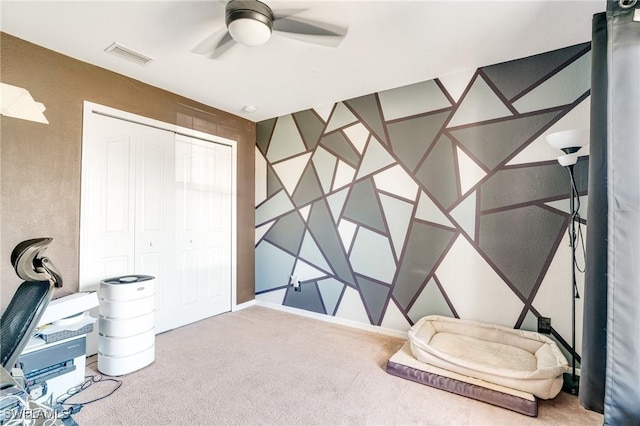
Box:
0, 1, 604, 122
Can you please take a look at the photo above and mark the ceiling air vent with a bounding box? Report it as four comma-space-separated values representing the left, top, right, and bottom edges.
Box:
104, 42, 155, 66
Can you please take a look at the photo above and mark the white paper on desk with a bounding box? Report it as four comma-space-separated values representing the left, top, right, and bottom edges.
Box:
37, 315, 96, 336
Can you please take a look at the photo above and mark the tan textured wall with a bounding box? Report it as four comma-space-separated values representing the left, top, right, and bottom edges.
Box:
0, 32, 255, 311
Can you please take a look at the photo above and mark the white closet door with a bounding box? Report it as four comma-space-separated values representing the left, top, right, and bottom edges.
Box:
82, 115, 142, 286
82, 114, 176, 333
174, 135, 232, 328
134, 129, 176, 333
82, 111, 232, 335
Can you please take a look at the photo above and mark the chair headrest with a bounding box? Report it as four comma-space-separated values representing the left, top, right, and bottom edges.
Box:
11, 238, 63, 288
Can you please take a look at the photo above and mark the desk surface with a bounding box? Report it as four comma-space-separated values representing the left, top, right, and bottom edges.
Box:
1, 366, 68, 426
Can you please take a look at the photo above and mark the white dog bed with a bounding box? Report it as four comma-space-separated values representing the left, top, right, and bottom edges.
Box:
408, 315, 568, 399
387, 315, 569, 416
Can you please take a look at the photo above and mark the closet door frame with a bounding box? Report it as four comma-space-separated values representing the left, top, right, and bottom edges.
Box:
79, 101, 238, 312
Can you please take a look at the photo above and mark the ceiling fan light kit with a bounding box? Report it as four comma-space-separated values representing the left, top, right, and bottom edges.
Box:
193, 0, 348, 58
226, 0, 274, 46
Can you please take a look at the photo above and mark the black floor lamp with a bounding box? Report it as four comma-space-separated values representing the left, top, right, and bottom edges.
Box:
547, 128, 588, 396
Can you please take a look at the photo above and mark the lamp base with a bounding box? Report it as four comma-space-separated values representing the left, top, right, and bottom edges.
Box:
562, 372, 580, 396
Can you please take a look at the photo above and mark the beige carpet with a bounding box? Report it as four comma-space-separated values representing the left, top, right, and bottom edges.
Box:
72, 306, 603, 425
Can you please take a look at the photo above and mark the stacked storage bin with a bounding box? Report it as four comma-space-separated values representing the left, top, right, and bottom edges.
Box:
98, 275, 155, 376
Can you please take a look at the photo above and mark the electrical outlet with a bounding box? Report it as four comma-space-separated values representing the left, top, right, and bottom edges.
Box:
290, 275, 301, 292
538, 316, 552, 334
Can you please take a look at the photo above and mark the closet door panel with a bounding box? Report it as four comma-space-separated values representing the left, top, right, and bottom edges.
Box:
104, 138, 133, 235
173, 136, 231, 327
82, 116, 136, 290
101, 137, 135, 279
208, 144, 232, 303
138, 142, 164, 232
134, 129, 175, 333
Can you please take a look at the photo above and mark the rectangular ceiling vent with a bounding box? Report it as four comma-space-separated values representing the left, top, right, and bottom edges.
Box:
104, 42, 155, 66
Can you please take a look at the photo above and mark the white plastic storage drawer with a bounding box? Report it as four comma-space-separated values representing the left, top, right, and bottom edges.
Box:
99, 312, 154, 337
99, 296, 154, 319
98, 275, 155, 301
98, 346, 155, 376
99, 329, 155, 357
98, 275, 156, 376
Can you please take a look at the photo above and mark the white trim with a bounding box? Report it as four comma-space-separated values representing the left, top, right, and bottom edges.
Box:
255, 300, 409, 339
81, 101, 235, 146
230, 135, 238, 310
80, 100, 238, 313
232, 299, 256, 312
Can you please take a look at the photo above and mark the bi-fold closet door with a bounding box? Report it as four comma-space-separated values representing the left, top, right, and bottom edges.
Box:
81, 109, 232, 334
173, 134, 232, 327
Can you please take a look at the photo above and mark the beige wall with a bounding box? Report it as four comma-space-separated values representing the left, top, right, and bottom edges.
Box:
0, 33, 255, 311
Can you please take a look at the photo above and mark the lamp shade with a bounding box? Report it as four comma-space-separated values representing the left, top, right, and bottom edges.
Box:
557, 153, 579, 167
546, 128, 589, 151
228, 18, 272, 46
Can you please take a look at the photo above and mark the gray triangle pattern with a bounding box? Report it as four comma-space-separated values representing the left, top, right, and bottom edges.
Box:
254, 41, 590, 356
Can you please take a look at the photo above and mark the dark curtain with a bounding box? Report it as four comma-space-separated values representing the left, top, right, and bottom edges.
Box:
579, 11, 607, 414
603, 1, 640, 424
583, 2, 640, 424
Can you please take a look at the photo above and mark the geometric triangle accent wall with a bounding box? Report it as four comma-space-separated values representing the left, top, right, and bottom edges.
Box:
255, 42, 591, 359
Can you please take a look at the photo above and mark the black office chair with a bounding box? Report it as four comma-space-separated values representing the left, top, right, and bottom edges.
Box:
1, 238, 62, 369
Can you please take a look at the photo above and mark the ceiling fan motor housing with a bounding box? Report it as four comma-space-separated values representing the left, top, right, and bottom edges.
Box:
226, 0, 274, 46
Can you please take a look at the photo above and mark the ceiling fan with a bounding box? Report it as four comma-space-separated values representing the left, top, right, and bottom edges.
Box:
193, 0, 348, 58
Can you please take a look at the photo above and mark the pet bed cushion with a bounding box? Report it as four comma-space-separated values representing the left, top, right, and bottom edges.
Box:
386, 342, 538, 416
408, 316, 568, 399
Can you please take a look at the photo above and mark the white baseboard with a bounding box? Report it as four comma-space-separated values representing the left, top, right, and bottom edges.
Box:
233, 299, 256, 312
255, 300, 408, 339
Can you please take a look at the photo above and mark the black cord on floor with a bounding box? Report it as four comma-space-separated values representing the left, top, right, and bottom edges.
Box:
55, 373, 122, 416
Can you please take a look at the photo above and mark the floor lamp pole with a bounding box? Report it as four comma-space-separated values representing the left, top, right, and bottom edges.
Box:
563, 164, 580, 396
546, 128, 587, 397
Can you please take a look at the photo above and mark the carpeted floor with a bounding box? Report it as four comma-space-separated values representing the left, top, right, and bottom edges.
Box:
71, 306, 603, 425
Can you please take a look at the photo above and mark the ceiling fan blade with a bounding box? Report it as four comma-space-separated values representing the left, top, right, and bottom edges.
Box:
272, 9, 309, 21
192, 27, 234, 56
272, 17, 347, 47
208, 32, 237, 58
